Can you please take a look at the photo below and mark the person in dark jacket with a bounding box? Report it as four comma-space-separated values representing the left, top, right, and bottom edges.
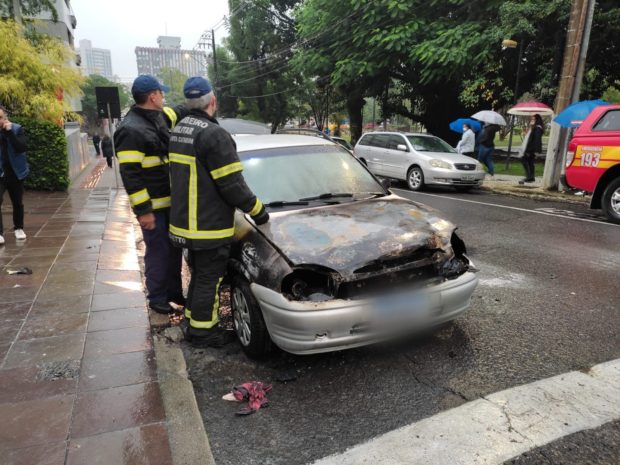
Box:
169, 76, 269, 348
519, 114, 543, 184
477, 123, 500, 176
0, 105, 29, 244
92, 133, 101, 156
101, 135, 114, 168
114, 75, 186, 314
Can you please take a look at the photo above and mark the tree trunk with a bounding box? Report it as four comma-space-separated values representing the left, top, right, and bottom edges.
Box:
346, 89, 365, 144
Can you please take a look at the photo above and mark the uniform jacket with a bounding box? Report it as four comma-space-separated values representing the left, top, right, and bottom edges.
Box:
114, 105, 186, 216
478, 124, 500, 148
0, 123, 29, 180
101, 137, 114, 158
168, 109, 265, 250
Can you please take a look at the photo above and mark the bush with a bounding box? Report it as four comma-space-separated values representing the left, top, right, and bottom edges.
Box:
12, 116, 69, 191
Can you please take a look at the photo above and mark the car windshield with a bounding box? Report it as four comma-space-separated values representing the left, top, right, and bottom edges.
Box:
239, 145, 383, 205
407, 135, 456, 153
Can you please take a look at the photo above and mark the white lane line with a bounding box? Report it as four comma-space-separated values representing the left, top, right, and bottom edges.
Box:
391, 188, 619, 227
311, 359, 620, 465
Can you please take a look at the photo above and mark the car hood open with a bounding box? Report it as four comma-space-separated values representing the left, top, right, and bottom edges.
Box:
257, 195, 454, 278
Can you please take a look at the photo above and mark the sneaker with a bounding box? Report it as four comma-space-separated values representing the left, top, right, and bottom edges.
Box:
184, 326, 236, 348
14, 229, 26, 240
149, 301, 174, 314
0, 234, 4, 245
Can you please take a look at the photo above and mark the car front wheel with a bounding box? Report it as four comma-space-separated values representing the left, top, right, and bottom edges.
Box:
407, 166, 424, 191
231, 276, 272, 358
602, 177, 620, 224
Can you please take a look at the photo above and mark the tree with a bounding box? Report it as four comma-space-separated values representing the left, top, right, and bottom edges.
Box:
157, 67, 188, 106
0, 0, 57, 21
80, 74, 130, 133
0, 20, 83, 123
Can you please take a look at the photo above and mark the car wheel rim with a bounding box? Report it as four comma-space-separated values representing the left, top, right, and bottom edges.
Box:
232, 288, 251, 346
611, 188, 620, 215
409, 170, 421, 188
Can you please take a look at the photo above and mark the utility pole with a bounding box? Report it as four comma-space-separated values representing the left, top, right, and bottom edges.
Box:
542, 0, 596, 190
211, 29, 219, 89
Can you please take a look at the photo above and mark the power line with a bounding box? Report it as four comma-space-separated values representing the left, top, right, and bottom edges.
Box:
228, 88, 296, 98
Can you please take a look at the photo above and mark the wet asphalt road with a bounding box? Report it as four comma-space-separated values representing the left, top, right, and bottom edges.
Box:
183, 188, 620, 465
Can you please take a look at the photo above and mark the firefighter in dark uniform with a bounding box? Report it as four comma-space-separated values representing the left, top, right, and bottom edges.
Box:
114, 75, 186, 314
169, 76, 269, 347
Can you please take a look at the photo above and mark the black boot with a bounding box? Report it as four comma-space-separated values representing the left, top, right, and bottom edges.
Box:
149, 301, 174, 314
184, 326, 236, 348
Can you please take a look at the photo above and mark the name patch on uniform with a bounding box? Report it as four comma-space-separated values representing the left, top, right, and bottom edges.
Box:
185, 117, 209, 128
176, 126, 196, 135
170, 135, 194, 144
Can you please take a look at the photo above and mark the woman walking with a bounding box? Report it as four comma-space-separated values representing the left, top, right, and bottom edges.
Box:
520, 114, 544, 184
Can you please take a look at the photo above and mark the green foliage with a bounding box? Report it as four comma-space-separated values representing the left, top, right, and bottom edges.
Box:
602, 83, 620, 104
0, 20, 83, 123
12, 116, 69, 191
157, 67, 188, 107
0, 0, 57, 20
80, 75, 130, 134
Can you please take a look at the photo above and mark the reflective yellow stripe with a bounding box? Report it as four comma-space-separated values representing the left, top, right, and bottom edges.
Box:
141, 156, 165, 168
129, 189, 150, 206
118, 150, 145, 164
190, 278, 222, 329
169, 153, 198, 230
190, 318, 219, 329
249, 198, 263, 216
151, 196, 171, 209
170, 224, 235, 240
163, 107, 178, 128
184, 308, 192, 319
210, 162, 243, 180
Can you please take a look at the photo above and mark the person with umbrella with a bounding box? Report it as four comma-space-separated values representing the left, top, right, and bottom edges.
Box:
519, 114, 544, 184
471, 110, 506, 177
456, 122, 476, 157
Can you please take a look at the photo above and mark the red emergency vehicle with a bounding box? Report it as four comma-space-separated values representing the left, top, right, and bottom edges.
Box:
565, 104, 620, 223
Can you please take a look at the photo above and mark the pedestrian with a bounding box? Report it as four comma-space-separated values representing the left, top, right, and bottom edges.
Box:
101, 135, 114, 168
477, 122, 500, 176
519, 114, 544, 184
0, 105, 28, 244
169, 76, 269, 348
114, 75, 185, 314
92, 133, 101, 156
456, 123, 475, 157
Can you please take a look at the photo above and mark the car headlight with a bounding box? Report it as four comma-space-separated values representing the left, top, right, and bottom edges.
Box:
429, 159, 453, 169
476, 162, 484, 170
281, 268, 337, 302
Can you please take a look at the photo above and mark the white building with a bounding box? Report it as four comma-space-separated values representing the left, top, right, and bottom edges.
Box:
136, 36, 207, 78
78, 39, 114, 79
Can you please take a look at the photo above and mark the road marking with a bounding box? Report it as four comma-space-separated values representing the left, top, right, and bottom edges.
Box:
311, 359, 620, 465
391, 189, 619, 227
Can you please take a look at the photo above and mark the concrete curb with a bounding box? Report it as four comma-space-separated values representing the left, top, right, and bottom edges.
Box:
479, 185, 590, 206
153, 335, 217, 465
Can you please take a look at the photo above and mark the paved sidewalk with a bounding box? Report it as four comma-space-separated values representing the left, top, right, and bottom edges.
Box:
0, 162, 183, 464
480, 174, 590, 204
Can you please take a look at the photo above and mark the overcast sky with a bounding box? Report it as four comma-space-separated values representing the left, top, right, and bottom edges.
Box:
73, 0, 230, 82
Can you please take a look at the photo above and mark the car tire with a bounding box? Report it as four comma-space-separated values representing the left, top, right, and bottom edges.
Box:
454, 186, 473, 193
407, 166, 424, 191
601, 177, 620, 224
231, 275, 272, 358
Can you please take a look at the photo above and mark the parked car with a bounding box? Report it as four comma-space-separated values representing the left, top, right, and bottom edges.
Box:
564, 104, 620, 223
354, 131, 486, 191
227, 135, 478, 358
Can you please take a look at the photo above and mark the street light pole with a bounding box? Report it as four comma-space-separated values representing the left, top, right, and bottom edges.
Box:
503, 38, 524, 170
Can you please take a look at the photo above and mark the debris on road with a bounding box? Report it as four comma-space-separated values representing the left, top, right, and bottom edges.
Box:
6, 267, 32, 275
224, 381, 273, 415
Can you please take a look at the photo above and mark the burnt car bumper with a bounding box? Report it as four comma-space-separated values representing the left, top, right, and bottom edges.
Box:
250, 271, 478, 355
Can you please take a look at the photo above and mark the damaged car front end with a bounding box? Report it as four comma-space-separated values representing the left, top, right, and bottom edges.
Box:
228, 136, 478, 357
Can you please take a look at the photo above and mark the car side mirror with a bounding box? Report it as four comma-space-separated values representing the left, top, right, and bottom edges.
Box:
380, 178, 392, 190
396, 144, 408, 152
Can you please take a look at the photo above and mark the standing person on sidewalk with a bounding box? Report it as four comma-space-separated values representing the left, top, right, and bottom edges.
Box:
456, 123, 476, 157
101, 135, 114, 168
92, 133, 101, 156
114, 75, 184, 314
169, 77, 269, 348
0, 105, 28, 244
477, 122, 499, 176
519, 114, 544, 184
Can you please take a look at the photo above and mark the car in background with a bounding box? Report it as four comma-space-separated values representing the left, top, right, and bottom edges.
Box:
354, 131, 486, 192
227, 135, 478, 358
564, 104, 620, 223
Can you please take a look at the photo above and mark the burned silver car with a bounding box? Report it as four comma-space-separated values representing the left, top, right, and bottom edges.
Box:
228, 135, 478, 358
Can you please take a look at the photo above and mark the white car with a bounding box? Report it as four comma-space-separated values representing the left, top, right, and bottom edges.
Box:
354, 132, 486, 191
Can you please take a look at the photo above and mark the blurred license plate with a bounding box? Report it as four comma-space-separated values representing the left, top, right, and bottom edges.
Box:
374, 292, 430, 320
461, 175, 476, 181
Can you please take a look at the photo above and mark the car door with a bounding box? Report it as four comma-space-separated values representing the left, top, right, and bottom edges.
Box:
368, 134, 391, 176
381, 134, 410, 179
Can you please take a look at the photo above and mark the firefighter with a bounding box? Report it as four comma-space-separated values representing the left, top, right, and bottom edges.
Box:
114, 75, 185, 314
169, 76, 269, 347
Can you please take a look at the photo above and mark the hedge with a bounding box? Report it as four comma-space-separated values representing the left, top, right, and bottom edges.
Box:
12, 116, 69, 191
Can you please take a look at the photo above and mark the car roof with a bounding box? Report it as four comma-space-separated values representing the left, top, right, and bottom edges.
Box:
360, 131, 433, 137
233, 134, 337, 152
